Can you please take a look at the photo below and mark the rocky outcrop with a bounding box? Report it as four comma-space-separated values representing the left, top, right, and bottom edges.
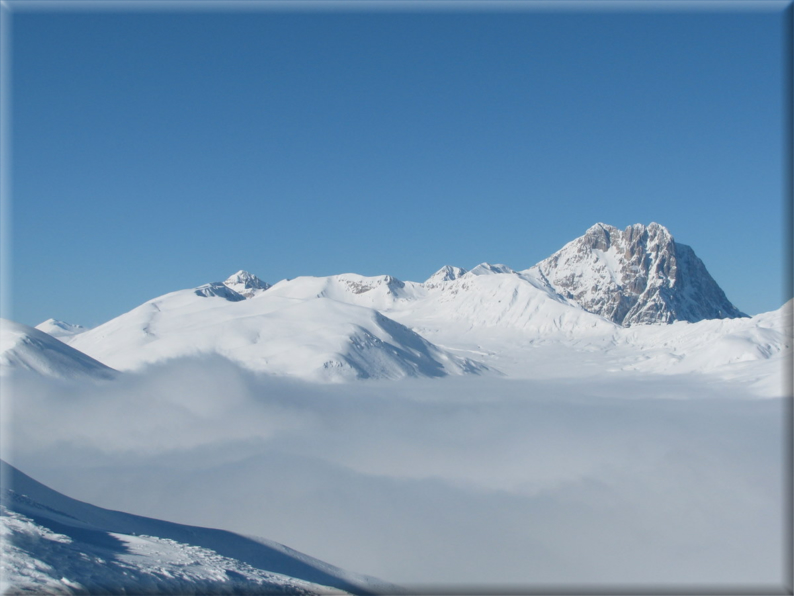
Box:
526, 223, 746, 326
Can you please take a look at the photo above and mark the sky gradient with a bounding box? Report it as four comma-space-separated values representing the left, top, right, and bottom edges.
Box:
7, 2, 791, 327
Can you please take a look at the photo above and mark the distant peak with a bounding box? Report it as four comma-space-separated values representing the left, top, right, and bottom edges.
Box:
644, 221, 672, 237
465, 263, 516, 277
225, 270, 261, 283
425, 265, 467, 285
586, 222, 618, 234
34, 318, 88, 339
532, 222, 745, 325
223, 270, 270, 298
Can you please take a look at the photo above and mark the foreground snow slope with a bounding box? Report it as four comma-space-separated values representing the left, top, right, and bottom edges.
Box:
0, 320, 116, 381
0, 460, 396, 595
65, 285, 486, 381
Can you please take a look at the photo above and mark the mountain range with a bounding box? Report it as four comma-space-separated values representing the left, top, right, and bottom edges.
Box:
1, 222, 790, 593
1, 223, 788, 389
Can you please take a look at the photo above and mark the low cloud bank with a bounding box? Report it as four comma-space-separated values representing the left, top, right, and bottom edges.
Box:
3, 356, 786, 586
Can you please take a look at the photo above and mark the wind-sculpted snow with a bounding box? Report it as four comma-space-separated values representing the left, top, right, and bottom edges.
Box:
0, 320, 116, 381
0, 461, 395, 595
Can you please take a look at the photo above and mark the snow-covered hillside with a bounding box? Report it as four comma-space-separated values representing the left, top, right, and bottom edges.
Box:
34, 320, 87, 341
64, 284, 486, 381
0, 320, 116, 381
0, 460, 395, 595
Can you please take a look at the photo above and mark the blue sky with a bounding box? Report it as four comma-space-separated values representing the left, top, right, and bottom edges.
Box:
8, 2, 790, 326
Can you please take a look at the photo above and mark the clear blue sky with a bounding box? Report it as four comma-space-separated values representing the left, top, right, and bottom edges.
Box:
8, 2, 790, 327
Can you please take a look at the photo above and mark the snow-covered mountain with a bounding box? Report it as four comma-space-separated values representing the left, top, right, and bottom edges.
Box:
525, 222, 746, 326
0, 320, 116, 380
0, 460, 396, 595
14, 222, 785, 387
223, 270, 271, 298
423, 265, 467, 287
64, 282, 486, 381
34, 319, 88, 340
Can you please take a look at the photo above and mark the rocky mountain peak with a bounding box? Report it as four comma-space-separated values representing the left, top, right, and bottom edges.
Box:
527, 223, 746, 326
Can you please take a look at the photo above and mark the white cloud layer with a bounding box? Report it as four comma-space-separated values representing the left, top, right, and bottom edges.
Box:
3, 356, 786, 587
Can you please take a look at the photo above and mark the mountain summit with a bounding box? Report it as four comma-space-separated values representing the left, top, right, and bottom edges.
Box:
223, 270, 271, 298
525, 222, 746, 326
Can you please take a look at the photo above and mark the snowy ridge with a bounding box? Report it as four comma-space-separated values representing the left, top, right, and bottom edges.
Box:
423, 265, 467, 286
194, 282, 246, 302
223, 270, 271, 298
463, 263, 516, 277
0, 460, 397, 595
395, 271, 616, 338
64, 282, 487, 381
34, 320, 87, 341
0, 320, 116, 381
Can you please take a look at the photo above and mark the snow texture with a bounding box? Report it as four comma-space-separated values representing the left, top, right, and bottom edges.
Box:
0, 460, 397, 595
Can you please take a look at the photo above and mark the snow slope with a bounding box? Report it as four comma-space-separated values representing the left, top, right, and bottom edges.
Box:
0, 320, 116, 381
0, 460, 396, 595
65, 284, 486, 381
34, 320, 87, 341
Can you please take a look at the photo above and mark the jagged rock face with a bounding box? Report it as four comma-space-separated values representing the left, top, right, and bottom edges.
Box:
527, 223, 747, 326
